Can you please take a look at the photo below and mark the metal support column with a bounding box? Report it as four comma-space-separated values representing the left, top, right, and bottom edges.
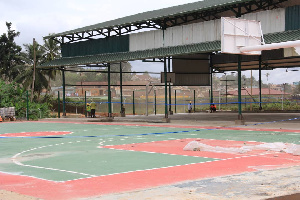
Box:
210, 54, 213, 104
120, 62, 123, 108
62, 67, 66, 116
238, 55, 243, 120
175, 90, 177, 113
120, 62, 125, 117
193, 90, 196, 112
132, 91, 135, 115
57, 91, 60, 118
154, 90, 157, 115
85, 91, 87, 117
108, 63, 112, 117
168, 57, 172, 114
146, 84, 149, 116
164, 57, 168, 119
259, 55, 262, 110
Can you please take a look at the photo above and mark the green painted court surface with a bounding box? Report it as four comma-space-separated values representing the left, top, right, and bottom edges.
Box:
0, 122, 299, 182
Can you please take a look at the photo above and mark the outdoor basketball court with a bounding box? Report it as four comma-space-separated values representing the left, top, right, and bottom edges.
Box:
0, 119, 299, 200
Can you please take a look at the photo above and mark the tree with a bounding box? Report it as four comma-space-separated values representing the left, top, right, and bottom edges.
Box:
0, 22, 22, 81
41, 36, 61, 93
42, 36, 61, 61
293, 84, 300, 95
14, 42, 48, 100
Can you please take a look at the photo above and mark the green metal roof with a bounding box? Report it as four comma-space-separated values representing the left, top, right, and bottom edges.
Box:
47, 0, 250, 39
39, 40, 220, 68
264, 29, 300, 43
39, 29, 300, 68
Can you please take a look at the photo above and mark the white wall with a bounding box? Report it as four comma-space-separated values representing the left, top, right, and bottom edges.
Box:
129, 8, 286, 52
242, 8, 285, 34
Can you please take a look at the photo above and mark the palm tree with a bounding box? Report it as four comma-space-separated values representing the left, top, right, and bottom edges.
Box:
41, 36, 61, 94
15, 42, 48, 100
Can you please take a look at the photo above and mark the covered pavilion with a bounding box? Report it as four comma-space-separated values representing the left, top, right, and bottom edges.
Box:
39, 0, 300, 122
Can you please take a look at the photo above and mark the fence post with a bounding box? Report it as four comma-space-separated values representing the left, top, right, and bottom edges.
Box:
175, 90, 177, 113
154, 90, 157, 115
133, 91, 135, 115
194, 90, 196, 112
85, 91, 87, 117
58, 91, 60, 118
108, 63, 112, 117
27, 90, 29, 120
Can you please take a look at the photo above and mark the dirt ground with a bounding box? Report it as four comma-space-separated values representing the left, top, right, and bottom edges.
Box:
1, 112, 299, 200
0, 190, 41, 200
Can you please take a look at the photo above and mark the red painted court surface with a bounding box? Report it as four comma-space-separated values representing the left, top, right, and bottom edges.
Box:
0, 131, 72, 137
0, 123, 299, 200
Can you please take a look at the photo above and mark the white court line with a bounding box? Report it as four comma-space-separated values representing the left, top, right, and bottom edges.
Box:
11, 137, 98, 182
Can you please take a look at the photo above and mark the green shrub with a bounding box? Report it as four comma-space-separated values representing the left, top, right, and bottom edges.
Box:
0, 80, 51, 120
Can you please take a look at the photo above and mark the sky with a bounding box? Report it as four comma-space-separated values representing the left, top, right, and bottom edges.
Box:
0, 0, 299, 85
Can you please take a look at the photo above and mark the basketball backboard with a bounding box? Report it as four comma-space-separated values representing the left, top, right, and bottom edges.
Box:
294, 47, 300, 55
221, 17, 263, 55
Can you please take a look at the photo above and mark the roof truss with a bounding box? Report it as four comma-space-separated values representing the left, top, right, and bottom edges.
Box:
51, 0, 288, 43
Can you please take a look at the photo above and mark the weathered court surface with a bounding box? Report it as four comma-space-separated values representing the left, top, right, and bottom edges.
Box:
0, 113, 299, 200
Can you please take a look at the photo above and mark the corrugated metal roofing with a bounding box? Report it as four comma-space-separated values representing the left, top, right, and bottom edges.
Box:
39, 29, 300, 68
39, 41, 220, 68
47, 0, 250, 38
264, 29, 300, 43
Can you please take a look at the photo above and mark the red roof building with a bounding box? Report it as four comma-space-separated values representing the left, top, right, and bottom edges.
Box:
229, 88, 289, 96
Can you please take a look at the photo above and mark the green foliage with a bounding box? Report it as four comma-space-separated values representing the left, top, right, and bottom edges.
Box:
14, 42, 49, 95
293, 84, 300, 95
42, 34, 61, 61
0, 22, 22, 81
0, 80, 51, 120
42, 35, 61, 93
1, 23, 61, 101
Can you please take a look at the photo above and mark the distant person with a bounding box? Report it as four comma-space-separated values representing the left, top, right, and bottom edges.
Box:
210, 104, 217, 113
90, 100, 96, 118
188, 101, 193, 113
86, 103, 91, 117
